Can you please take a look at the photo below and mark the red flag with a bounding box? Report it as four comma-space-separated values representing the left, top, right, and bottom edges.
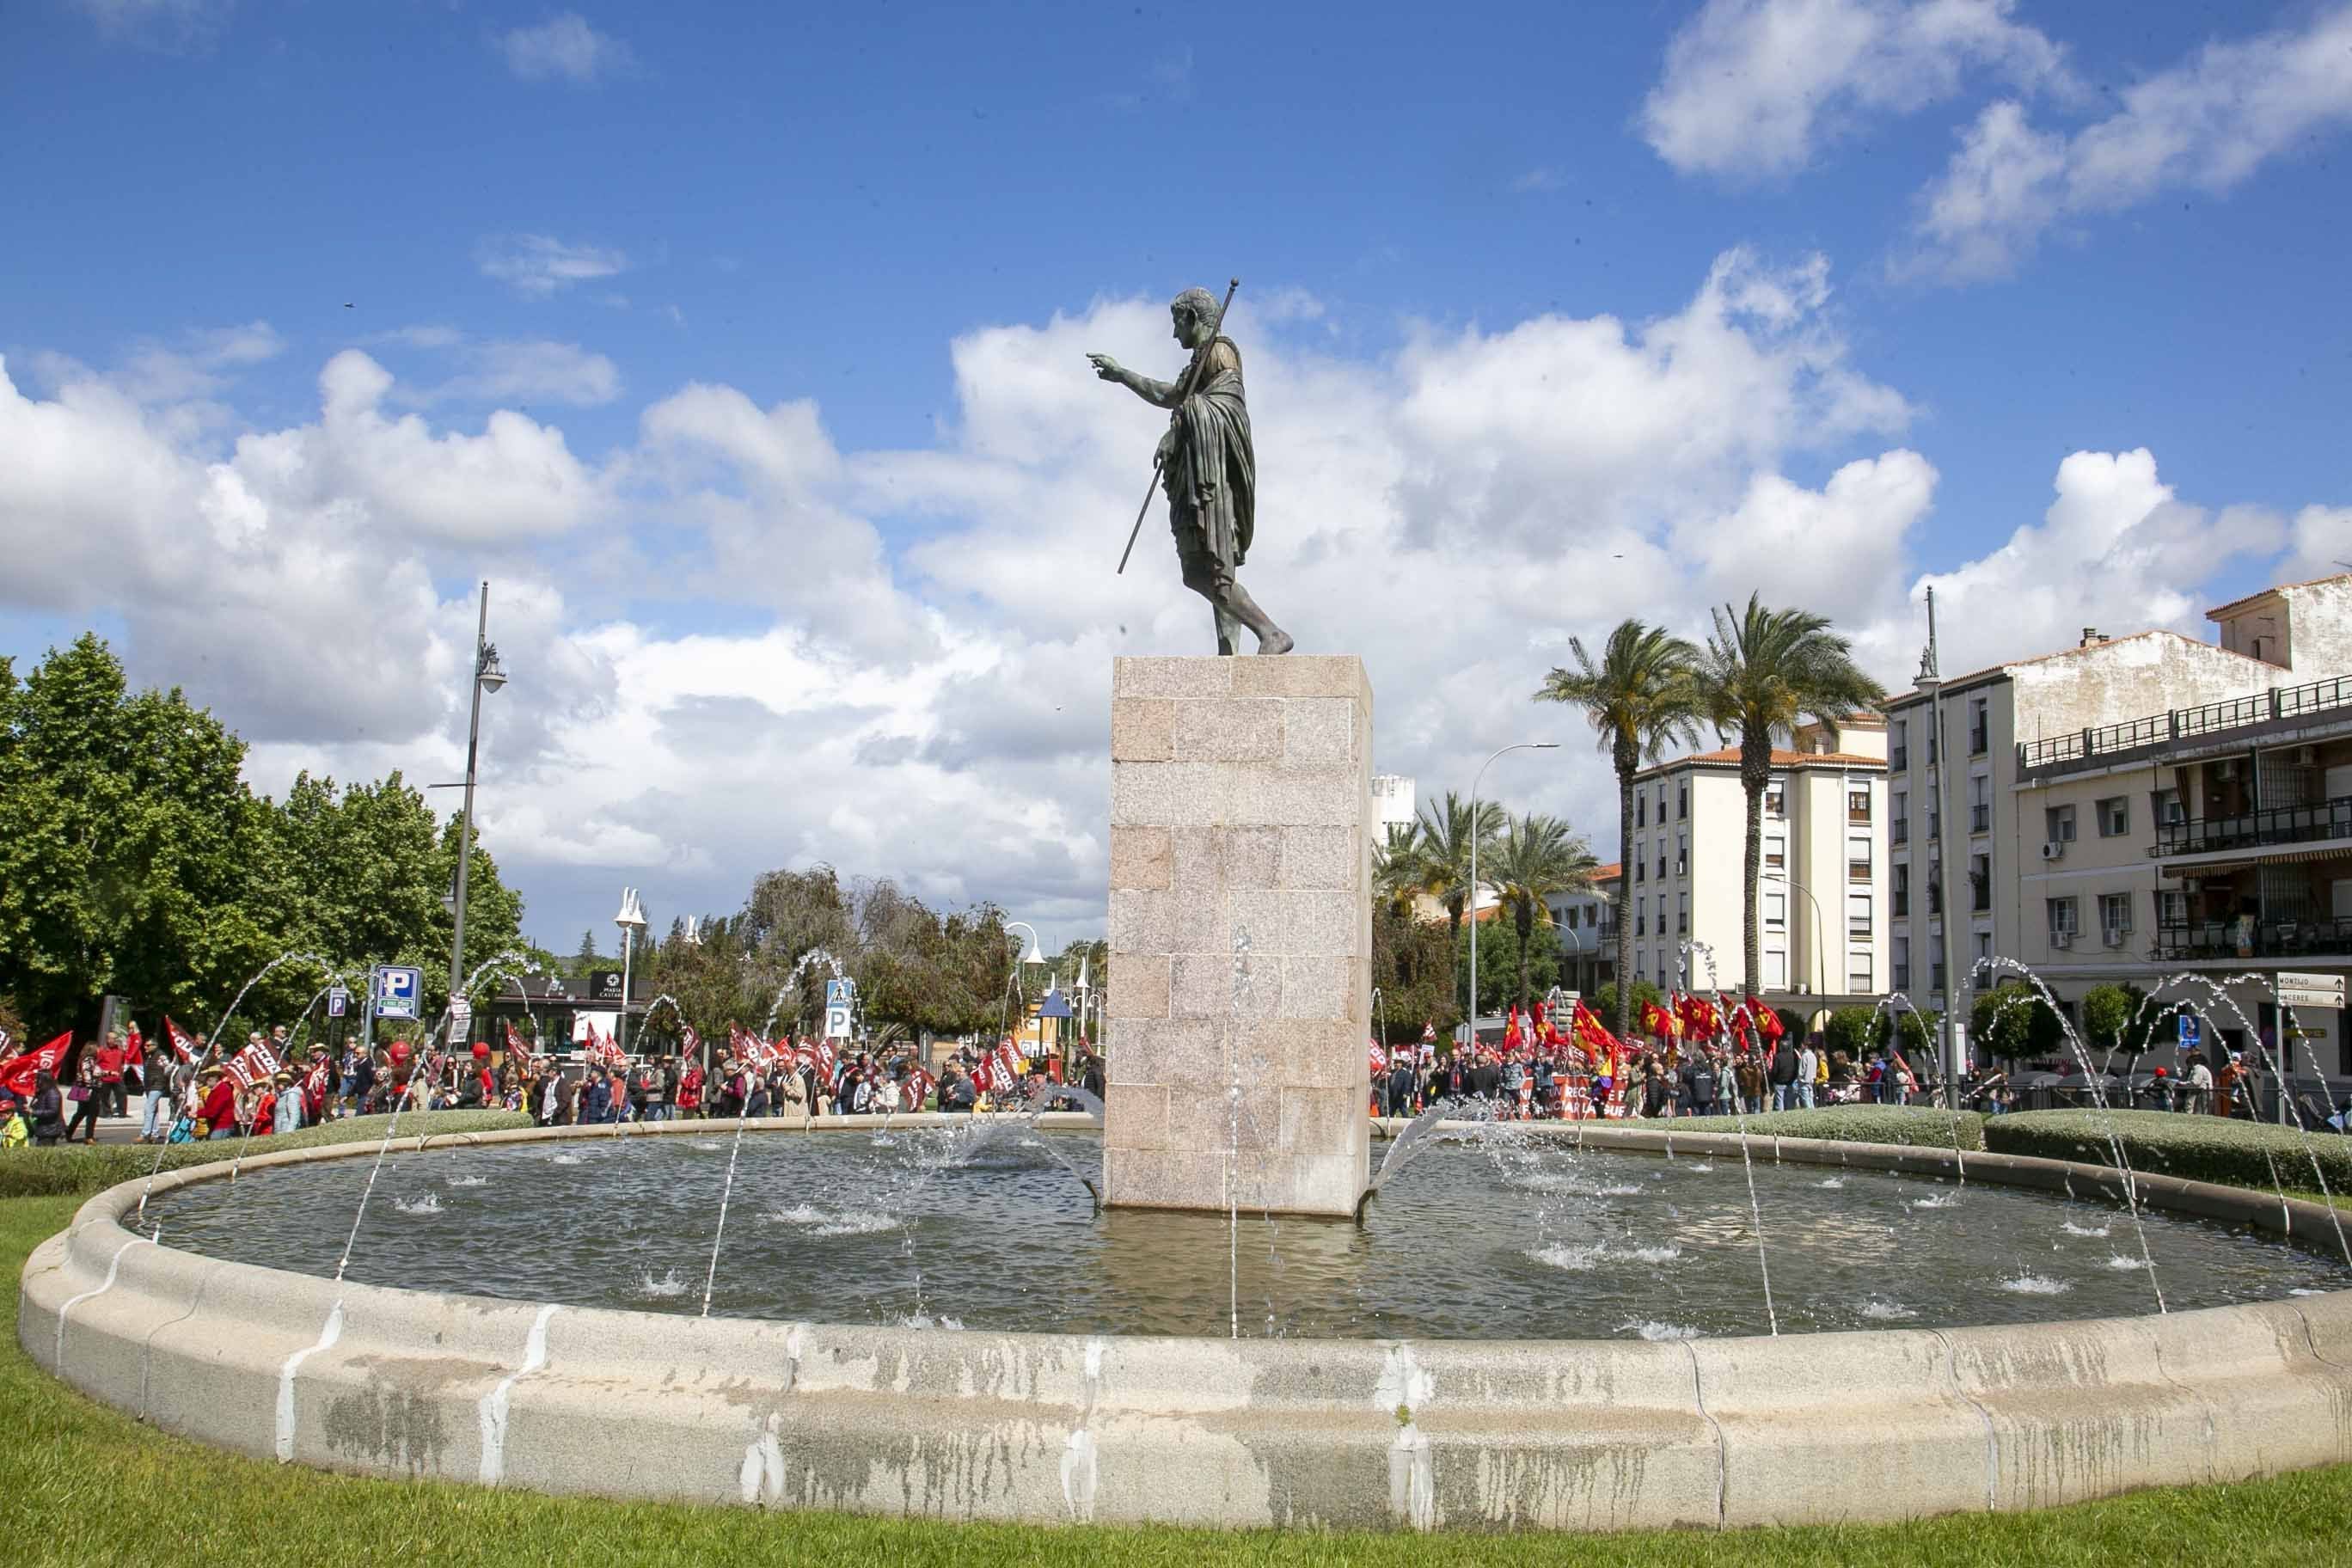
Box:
163, 1017, 203, 1063
970, 1055, 994, 1095
224, 1037, 283, 1092
1369, 1040, 1387, 1073
680, 1023, 702, 1062
0, 1032, 73, 1096
1747, 997, 1785, 1042
302, 1055, 332, 1115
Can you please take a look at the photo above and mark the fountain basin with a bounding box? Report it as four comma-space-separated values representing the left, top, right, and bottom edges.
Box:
21, 1117, 2352, 1531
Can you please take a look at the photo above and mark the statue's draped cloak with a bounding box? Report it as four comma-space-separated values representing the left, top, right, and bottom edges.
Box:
1161, 337, 1255, 569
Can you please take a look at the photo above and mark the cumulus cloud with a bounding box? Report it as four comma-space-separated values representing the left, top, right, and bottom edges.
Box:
477, 234, 630, 297
3, 257, 2334, 950
498, 13, 633, 84
1906, 6, 2352, 280
1642, 0, 2071, 178
435, 340, 622, 407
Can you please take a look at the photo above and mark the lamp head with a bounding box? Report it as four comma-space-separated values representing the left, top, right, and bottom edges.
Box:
478, 645, 508, 694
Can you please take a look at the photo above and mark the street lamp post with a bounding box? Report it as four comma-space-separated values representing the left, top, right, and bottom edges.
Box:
1762, 873, 1828, 1001
1004, 922, 1044, 1054
446, 580, 508, 1007
1467, 742, 1559, 1044
613, 887, 646, 1057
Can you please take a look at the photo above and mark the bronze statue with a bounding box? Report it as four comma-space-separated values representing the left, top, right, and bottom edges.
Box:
1088, 286, 1293, 655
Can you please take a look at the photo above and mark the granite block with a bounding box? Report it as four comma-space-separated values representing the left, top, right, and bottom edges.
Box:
1109, 826, 1173, 892
1108, 954, 1170, 1020
1280, 699, 1357, 766
1106, 1085, 1169, 1151
1278, 1087, 1360, 1155
1110, 763, 1230, 827
1114, 657, 1234, 699
1228, 891, 1363, 958
1227, 766, 1358, 827
1278, 825, 1357, 891
1110, 890, 1175, 958
1277, 956, 1352, 1020
1106, 1019, 1221, 1089
1170, 952, 1280, 1021
1111, 699, 1175, 763
1229, 656, 1368, 701
1173, 699, 1283, 763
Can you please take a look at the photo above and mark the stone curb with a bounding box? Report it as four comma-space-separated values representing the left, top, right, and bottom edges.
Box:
19, 1119, 2352, 1531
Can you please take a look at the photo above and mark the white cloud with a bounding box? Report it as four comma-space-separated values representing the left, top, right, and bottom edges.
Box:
2, 259, 2334, 952
73, 0, 230, 50
1642, 0, 2070, 178
477, 234, 630, 298
438, 340, 622, 407
498, 13, 633, 84
1908, 6, 2352, 279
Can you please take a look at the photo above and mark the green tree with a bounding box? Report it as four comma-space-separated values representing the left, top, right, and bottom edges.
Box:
1971, 983, 2064, 1066
1596, 978, 1663, 1033
1455, 915, 1560, 1019
1691, 595, 1887, 999
1872, 1005, 1938, 1057
572, 929, 603, 977
2079, 982, 2153, 1066
1822, 1005, 1878, 1060
1485, 813, 1599, 1012
1535, 619, 1703, 1043
1371, 904, 1459, 1046
1387, 792, 1505, 959
0, 635, 285, 1032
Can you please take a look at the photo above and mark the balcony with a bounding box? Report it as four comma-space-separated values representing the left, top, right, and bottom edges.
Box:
1891, 819, 1909, 847
2155, 793, 2352, 860
2018, 672, 2352, 777
2153, 915, 2352, 964
1969, 805, 1991, 834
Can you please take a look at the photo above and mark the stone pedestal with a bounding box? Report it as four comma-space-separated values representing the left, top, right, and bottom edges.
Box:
1101, 656, 1373, 1218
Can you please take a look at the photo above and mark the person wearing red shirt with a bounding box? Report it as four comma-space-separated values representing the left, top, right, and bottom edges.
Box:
677, 1063, 703, 1118
95, 1031, 127, 1118
199, 1069, 238, 1139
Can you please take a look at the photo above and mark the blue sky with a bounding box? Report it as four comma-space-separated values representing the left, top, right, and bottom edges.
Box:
4, 0, 2349, 954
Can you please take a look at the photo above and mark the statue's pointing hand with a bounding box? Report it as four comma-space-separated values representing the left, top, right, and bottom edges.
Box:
1086, 352, 1122, 381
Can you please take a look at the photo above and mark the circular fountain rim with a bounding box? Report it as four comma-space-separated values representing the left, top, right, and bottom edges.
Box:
23, 1117, 2352, 1532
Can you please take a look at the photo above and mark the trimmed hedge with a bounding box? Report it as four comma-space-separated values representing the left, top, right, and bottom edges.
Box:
1984, 1108, 2352, 1194
1665, 1105, 1986, 1150
0, 1110, 532, 1200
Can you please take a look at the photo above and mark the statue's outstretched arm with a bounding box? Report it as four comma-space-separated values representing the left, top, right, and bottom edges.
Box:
1086, 353, 1182, 409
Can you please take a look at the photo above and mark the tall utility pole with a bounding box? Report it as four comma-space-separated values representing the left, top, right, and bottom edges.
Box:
448, 582, 507, 1007
1921, 587, 1967, 1106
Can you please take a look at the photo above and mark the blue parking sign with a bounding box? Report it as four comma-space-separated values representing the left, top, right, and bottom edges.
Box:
375, 965, 423, 1020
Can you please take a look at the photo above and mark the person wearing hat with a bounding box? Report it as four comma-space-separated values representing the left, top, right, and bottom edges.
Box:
0, 1093, 26, 1149
198, 1066, 236, 1139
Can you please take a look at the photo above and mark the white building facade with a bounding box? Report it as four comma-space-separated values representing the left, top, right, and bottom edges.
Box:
1624, 718, 1890, 1004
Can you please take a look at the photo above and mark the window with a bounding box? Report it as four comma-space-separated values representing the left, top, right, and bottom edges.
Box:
1892, 791, 1908, 845
1975, 930, 1993, 963
1765, 836, 1786, 871
1765, 891, 1787, 929
1657, 849, 1667, 879
2152, 787, 2184, 826
2099, 893, 2133, 940
1636, 794, 1646, 828
1970, 773, 1992, 835
1636, 901, 1647, 937
1765, 784, 1785, 818
1675, 832, 1688, 877
1847, 953, 1873, 993
2044, 803, 2077, 842
1892, 934, 1911, 991
1891, 719, 1909, 771
1970, 852, 1992, 913
1927, 873, 1943, 917
1969, 696, 1989, 756
1930, 956, 1945, 993
2047, 897, 2079, 938
1676, 891, 1689, 935
1766, 950, 1788, 989
2097, 797, 2129, 837
1847, 787, 1871, 825
2155, 889, 2188, 928
1847, 890, 1871, 938
1893, 862, 1911, 917
1635, 856, 1646, 884
1676, 781, 1688, 820
1847, 834, 1872, 884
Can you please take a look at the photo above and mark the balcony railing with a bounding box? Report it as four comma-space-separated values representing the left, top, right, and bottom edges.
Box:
2153, 916, 2352, 963
2155, 793, 2352, 858
2018, 673, 2352, 774
1892, 820, 1909, 847
1890, 747, 1909, 770
1970, 805, 1991, 833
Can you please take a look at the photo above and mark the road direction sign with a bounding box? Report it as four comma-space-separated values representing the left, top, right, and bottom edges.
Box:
2278, 978, 2346, 1010
374, 965, 423, 1020
326, 988, 348, 1019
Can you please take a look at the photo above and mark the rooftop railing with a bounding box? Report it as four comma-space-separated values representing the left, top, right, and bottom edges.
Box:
2017, 673, 2352, 774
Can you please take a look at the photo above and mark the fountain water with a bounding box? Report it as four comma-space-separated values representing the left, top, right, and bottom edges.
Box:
1865, 989, 1971, 1185
1680, 940, 1778, 1336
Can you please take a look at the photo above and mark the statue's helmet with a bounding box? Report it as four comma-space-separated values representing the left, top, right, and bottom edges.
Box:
1170, 286, 1222, 334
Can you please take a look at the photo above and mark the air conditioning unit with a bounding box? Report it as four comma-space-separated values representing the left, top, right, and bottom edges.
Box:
2183, 878, 2202, 893
2040, 842, 2066, 861
2216, 759, 2239, 780
2101, 929, 2125, 948
2051, 931, 2074, 949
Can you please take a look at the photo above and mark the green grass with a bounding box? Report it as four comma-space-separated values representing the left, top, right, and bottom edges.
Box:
1667, 1105, 1986, 1150
6, 1187, 2351, 1563
0, 1108, 533, 1200
1984, 1109, 2352, 1194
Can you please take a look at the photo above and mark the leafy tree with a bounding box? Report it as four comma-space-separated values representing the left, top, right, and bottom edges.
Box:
1971, 983, 2065, 1066
1596, 978, 1663, 1032
1455, 915, 1560, 1019
1484, 813, 1598, 1011
1822, 1005, 1878, 1060
2079, 982, 2153, 1066
1691, 595, 1886, 999
1371, 903, 1458, 1045
1387, 792, 1505, 965
1872, 1005, 1938, 1057
1535, 619, 1703, 1044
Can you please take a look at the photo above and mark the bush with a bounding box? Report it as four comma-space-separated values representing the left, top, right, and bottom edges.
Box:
1666, 1105, 1985, 1150
0, 1109, 532, 1200
1984, 1108, 2352, 1193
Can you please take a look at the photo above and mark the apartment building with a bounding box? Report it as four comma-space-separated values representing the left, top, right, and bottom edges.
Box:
1545, 864, 1620, 997
1884, 573, 2352, 1072
1622, 718, 1890, 1002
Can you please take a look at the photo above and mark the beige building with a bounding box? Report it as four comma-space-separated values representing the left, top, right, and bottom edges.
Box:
1885, 573, 2352, 1075
1625, 718, 1890, 1003
1546, 863, 1620, 997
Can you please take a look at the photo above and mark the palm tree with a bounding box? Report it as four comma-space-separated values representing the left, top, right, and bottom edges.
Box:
1371, 822, 1425, 921
1534, 620, 1703, 1044
1486, 813, 1601, 1012
1693, 593, 1888, 999
1407, 791, 1507, 952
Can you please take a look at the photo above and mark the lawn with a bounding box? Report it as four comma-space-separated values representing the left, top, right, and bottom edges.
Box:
6, 1183, 2351, 1564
